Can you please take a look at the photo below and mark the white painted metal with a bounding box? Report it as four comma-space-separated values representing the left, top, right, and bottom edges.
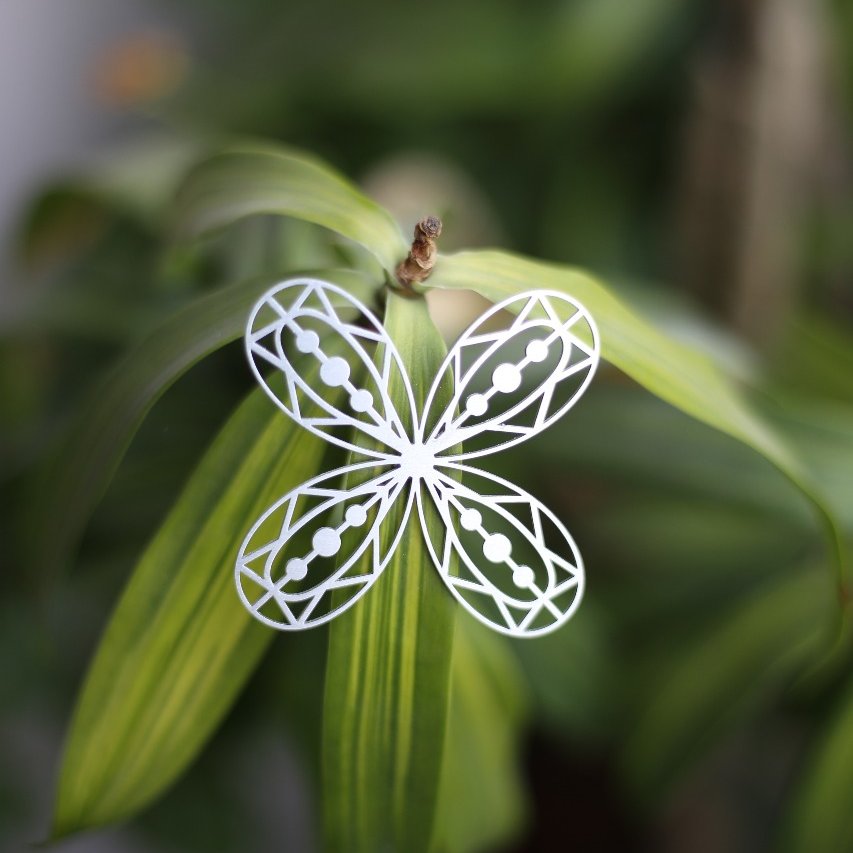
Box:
236, 278, 599, 636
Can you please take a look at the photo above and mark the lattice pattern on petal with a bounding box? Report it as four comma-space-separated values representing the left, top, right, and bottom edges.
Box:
236, 462, 412, 630
418, 463, 584, 637
237, 278, 598, 637
422, 290, 599, 460
246, 278, 416, 460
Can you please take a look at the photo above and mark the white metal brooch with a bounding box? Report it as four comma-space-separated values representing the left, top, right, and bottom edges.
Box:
235, 278, 600, 638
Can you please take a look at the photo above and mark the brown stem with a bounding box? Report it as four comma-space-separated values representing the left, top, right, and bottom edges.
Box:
394, 216, 442, 295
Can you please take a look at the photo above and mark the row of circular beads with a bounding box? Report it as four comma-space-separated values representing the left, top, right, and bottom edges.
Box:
284, 502, 536, 590
464, 337, 549, 418
295, 330, 373, 412
284, 327, 380, 584
283, 502, 370, 582
459, 506, 536, 589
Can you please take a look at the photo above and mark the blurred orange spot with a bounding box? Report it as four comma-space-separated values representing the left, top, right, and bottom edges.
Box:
91, 30, 189, 106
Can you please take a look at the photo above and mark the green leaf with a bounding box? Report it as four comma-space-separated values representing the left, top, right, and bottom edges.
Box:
621, 567, 831, 800
770, 313, 853, 405
532, 385, 813, 524
434, 619, 528, 853
173, 145, 408, 274
30, 269, 375, 583
322, 291, 456, 853
771, 398, 853, 533
427, 251, 846, 619
788, 677, 853, 853
53, 371, 333, 835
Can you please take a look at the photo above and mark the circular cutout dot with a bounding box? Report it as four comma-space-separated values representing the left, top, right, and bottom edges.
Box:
349, 388, 373, 413
345, 505, 368, 527
526, 339, 549, 363
465, 393, 488, 417
512, 565, 535, 588
492, 363, 522, 393
483, 533, 512, 563
320, 357, 350, 387
313, 527, 342, 557
295, 330, 320, 354
460, 508, 482, 531
285, 558, 308, 581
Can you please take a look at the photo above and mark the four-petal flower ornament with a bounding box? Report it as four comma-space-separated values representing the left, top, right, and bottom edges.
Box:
235, 278, 600, 638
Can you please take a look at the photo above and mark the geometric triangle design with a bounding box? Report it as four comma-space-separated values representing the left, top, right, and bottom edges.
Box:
235, 278, 599, 637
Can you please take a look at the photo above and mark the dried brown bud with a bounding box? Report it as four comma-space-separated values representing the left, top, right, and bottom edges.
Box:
395, 216, 442, 292
418, 216, 442, 239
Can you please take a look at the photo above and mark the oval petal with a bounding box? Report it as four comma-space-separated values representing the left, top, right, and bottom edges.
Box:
236, 463, 412, 630
246, 278, 416, 459
422, 290, 599, 459
418, 463, 585, 637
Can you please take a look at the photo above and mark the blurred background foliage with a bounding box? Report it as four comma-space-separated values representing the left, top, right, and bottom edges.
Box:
1, 0, 852, 850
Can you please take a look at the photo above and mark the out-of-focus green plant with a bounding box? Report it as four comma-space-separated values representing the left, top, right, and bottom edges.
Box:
2, 1, 853, 850
9, 142, 845, 852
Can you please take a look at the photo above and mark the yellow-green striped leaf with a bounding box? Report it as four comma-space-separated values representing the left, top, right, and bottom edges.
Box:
434, 619, 528, 853
322, 291, 456, 852
52, 372, 333, 836
173, 145, 408, 274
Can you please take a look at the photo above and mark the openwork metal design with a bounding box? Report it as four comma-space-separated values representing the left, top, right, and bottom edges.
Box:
235, 278, 599, 637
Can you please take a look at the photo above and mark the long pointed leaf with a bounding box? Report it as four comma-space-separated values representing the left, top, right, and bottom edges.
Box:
173, 145, 408, 273
427, 251, 846, 620
322, 291, 456, 852
31, 269, 375, 583
53, 369, 333, 835
434, 619, 528, 853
